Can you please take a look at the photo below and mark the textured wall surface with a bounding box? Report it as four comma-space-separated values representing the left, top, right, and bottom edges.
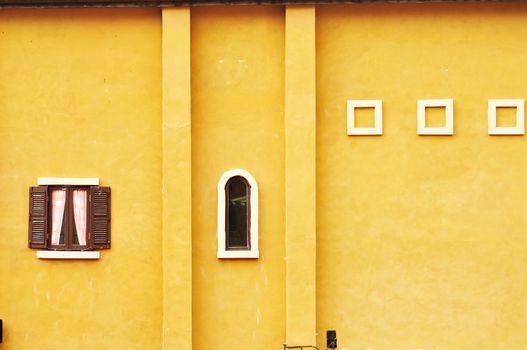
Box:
2, 3, 527, 350
191, 6, 286, 350
0, 9, 163, 349
316, 4, 527, 350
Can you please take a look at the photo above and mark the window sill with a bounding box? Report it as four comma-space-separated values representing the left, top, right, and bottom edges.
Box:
217, 250, 259, 259
37, 177, 99, 185
36, 251, 100, 260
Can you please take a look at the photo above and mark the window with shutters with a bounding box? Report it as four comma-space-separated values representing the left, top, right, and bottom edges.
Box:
28, 180, 111, 253
217, 169, 259, 259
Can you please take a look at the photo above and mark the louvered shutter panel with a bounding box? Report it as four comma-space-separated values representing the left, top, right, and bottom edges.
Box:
28, 186, 48, 249
90, 186, 111, 249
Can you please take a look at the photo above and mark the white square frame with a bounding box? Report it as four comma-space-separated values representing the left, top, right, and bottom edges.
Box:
347, 100, 383, 136
417, 99, 454, 135
37, 177, 99, 185
488, 99, 525, 135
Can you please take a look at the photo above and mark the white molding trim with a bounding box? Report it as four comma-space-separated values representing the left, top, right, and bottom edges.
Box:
37, 251, 100, 259
417, 99, 454, 135
37, 177, 99, 186
488, 99, 525, 135
347, 99, 383, 136
217, 169, 259, 259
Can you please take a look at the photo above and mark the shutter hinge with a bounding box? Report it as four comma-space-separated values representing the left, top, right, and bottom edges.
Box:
89, 195, 91, 202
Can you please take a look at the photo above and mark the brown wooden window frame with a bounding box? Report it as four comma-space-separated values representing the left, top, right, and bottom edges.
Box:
28, 185, 111, 251
48, 186, 90, 251
224, 176, 251, 251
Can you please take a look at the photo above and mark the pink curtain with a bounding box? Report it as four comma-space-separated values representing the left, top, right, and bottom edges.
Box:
73, 190, 87, 246
51, 190, 66, 245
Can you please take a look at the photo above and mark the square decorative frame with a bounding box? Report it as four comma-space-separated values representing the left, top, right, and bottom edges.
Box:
347, 100, 383, 136
488, 99, 525, 135
417, 99, 454, 135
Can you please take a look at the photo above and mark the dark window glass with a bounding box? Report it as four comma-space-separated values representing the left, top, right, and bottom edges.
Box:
72, 221, 79, 245
226, 177, 250, 250
59, 211, 66, 245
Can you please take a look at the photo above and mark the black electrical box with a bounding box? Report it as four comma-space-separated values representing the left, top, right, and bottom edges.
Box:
0, 319, 3, 343
326, 330, 337, 349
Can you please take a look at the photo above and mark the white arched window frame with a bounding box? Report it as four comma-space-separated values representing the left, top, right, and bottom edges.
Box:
217, 169, 259, 259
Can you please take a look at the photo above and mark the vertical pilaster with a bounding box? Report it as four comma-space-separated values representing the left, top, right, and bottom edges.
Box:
285, 5, 317, 346
162, 8, 192, 350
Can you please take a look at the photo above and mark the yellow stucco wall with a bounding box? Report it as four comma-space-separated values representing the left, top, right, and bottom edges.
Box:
190, 6, 286, 350
316, 4, 527, 350
0, 9, 163, 349
2, 3, 527, 350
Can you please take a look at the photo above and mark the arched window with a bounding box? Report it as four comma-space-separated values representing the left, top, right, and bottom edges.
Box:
217, 169, 258, 259
225, 176, 250, 250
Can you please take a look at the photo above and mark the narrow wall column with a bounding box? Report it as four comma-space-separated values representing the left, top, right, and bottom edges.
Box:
285, 5, 317, 346
162, 8, 192, 350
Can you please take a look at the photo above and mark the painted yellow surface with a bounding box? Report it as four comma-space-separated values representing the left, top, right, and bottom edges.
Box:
285, 5, 317, 346
190, 6, 286, 350
0, 8, 163, 349
162, 8, 192, 350
3, 3, 527, 350
316, 3, 527, 350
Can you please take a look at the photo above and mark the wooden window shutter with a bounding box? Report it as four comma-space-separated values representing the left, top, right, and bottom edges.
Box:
28, 186, 48, 249
90, 186, 111, 249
